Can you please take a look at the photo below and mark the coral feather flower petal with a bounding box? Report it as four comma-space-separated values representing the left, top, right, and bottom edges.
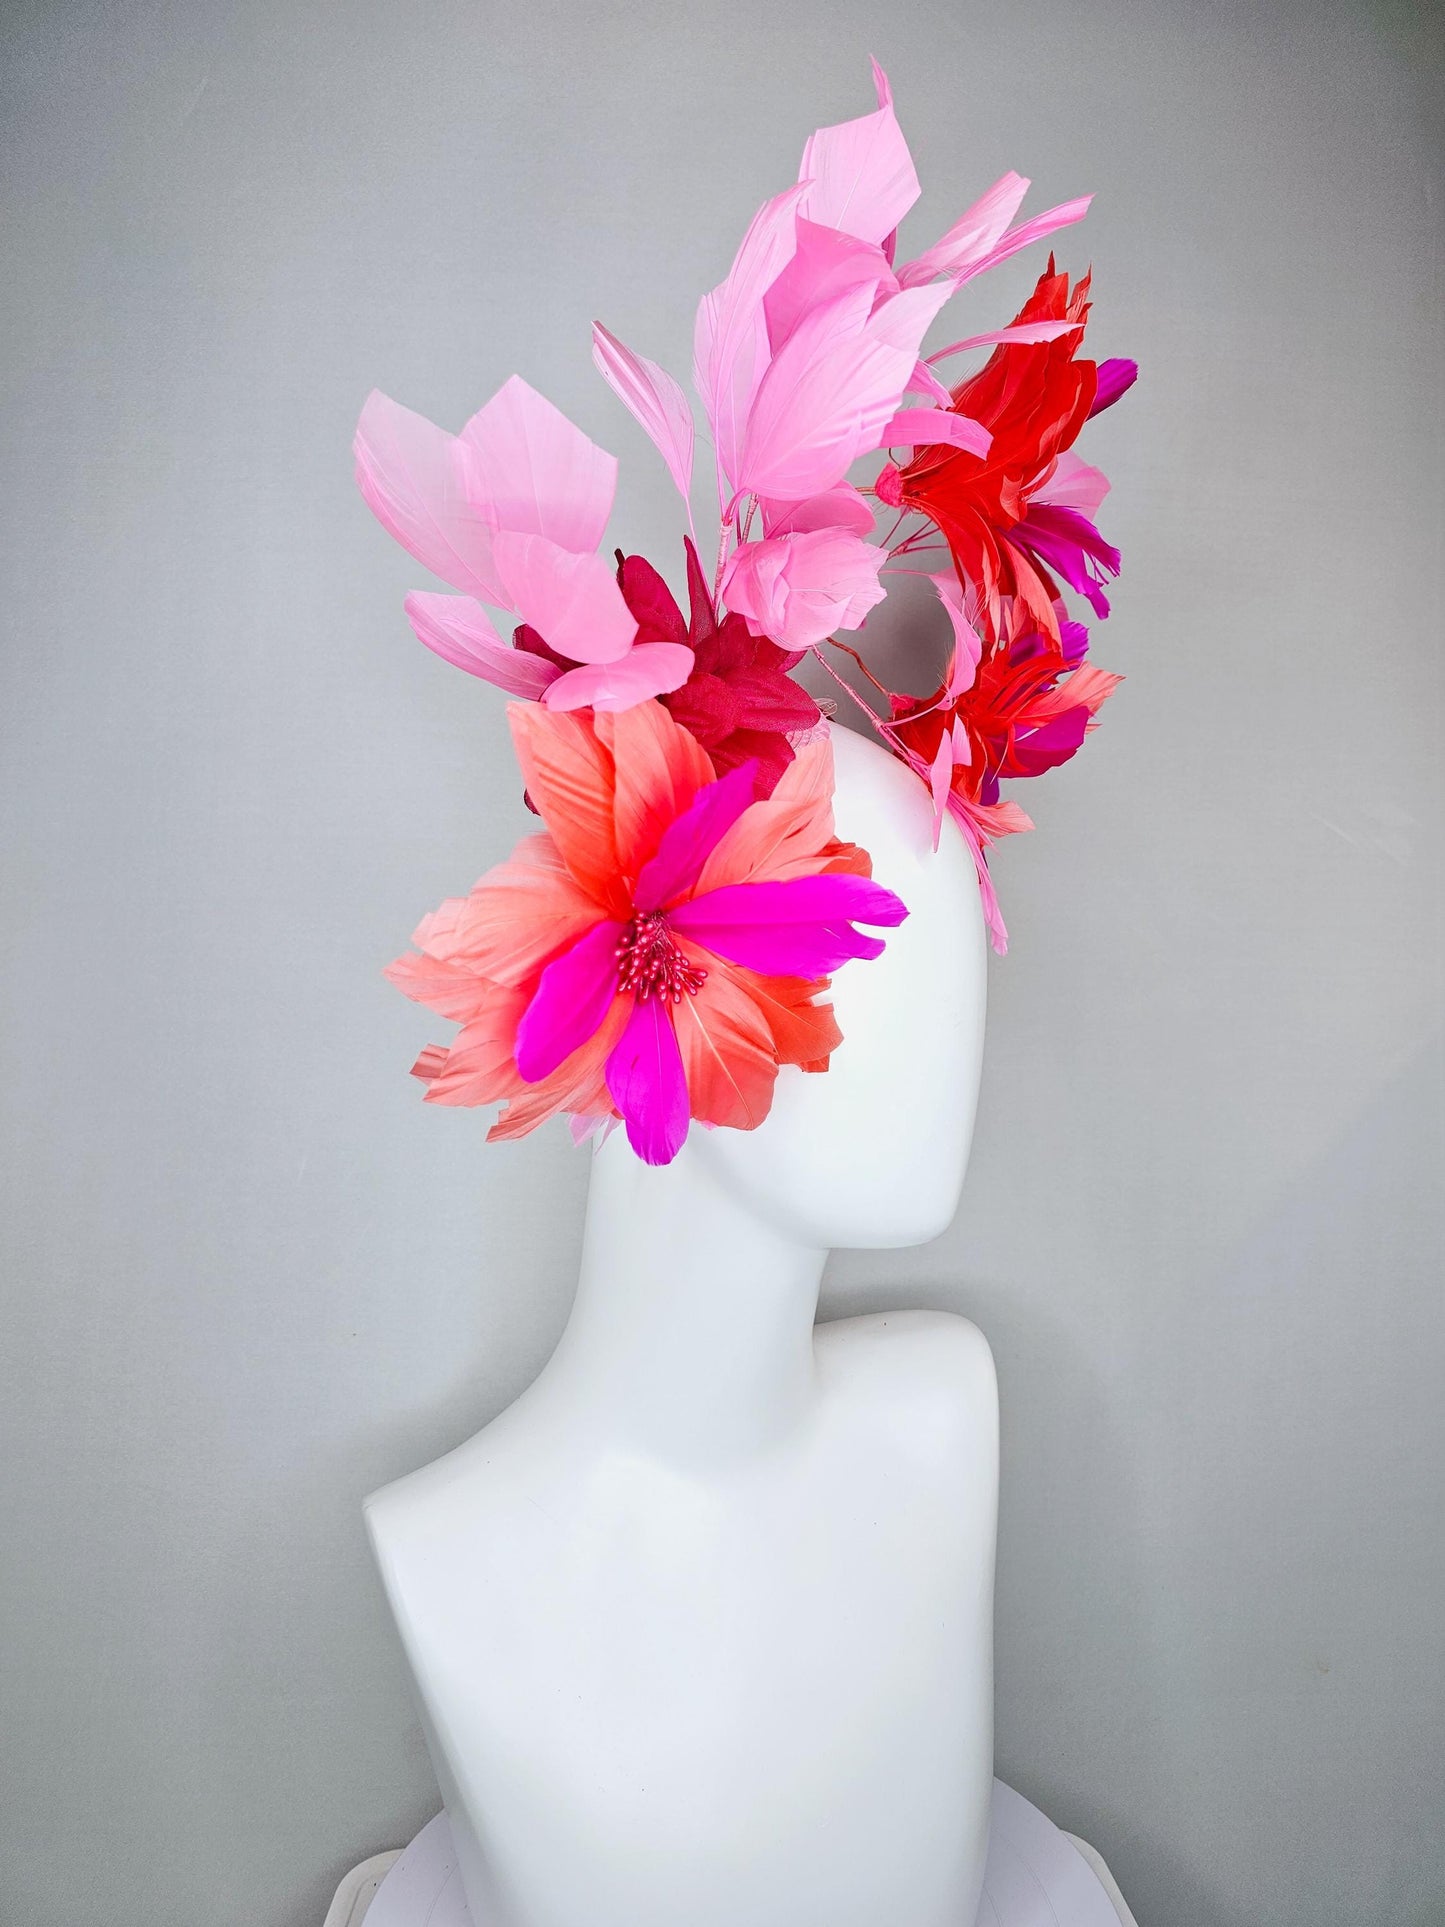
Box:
387, 705, 905, 1163
404, 591, 561, 698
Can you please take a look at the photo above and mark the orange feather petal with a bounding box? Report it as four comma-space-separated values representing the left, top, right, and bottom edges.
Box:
507, 703, 627, 914
412, 834, 602, 988
597, 699, 714, 883
672, 957, 780, 1132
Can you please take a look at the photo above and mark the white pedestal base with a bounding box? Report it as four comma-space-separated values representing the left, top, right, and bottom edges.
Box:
324, 1782, 1137, 1927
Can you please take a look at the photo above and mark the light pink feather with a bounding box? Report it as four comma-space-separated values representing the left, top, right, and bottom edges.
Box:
905, 358, 954, 406
542, 642, 695, 713
895, 171, 1030, 287
591, 322, 694, 518
404, 591, 560, 698
762, 220, 895, 353
457, 374, 616, 555
874, 407, 993, 459
928, 733, 954, 851
490, 533, 638, 665
1031, 449, 1112, 516
736, 280, 951, 501
694, 183, 808, 502
953, 195, 1093, 286
930, 573, 983, 696
354, 390, 502, 602
760, 484, 876, 538
925, 318, 1079, 364
796, 62, 920, 245
721, 528, 887, 647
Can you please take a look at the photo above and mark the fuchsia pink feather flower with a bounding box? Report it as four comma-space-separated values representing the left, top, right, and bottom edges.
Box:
361, 59, 1136, 1149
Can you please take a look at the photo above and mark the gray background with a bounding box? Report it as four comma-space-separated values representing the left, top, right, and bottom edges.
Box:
2, 1, 1442, 1922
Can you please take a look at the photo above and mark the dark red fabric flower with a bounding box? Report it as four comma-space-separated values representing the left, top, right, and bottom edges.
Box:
617, 539, 821, 798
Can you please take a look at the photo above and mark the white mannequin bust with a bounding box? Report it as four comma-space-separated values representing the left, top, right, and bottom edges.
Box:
365, 722, 997, 1927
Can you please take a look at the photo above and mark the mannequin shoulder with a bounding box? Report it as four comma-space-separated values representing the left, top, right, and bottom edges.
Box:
813, 1309, 997, 1453
363, 1402, 540, 1575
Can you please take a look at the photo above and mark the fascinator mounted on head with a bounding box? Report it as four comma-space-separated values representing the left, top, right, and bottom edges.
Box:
358, 61, 1136, 1165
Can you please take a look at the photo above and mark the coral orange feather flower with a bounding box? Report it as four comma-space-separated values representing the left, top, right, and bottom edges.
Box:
385, 701, 906, 1165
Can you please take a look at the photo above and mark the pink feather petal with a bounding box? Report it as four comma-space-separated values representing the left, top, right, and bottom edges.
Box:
762, 220, 895, 353
633, 760, 761, 913
605, 993, 690, 1166
694, 183, 809, 502
354, 390, 502, 602
895, 171, 1030, 288
404, 591, 560, 698
722, 528, 887, 648
514, 918, 625, 1083
874, 407, 993, 459
670, 873, 908, 976
737, 280, 952, 502
905, 359, 954, 407
946, 794, 1017, 954
925, 318, 1079, 364
591, 322, 695, 516
760, 484, 876, 538
542, 642, 695, 713
929, 573, 983, 696
1031, 449, 1112, 517
953, 195, 1093, 287
927, 733, 953, 852
457, 374, 616, 555
796, 64, 921, 245
491, 532, 639, 665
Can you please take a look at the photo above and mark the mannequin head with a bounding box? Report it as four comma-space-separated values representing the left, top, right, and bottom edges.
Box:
685, 722, 987, 1251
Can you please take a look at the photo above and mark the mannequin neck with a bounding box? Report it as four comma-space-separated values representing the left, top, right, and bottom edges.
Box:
540, 1132, 827, 1462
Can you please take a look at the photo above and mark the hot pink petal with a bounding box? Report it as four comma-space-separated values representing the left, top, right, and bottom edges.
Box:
592, 322, 695, 518
354, 390, 502, 602
404, 591, 561, 697
457, 374, 616, 555
874, 406, 993, 458
605, 992, 690, 1165
514, 918, 626, 1082
722, 529, 887, 648
542, 642, 695, 712
633, 760, 760, 912
670, 872, 907, 976
491, 532, 639, 664
895, 171, 1030, 288
1088, 357, 1138, 417
796, 62, 920, 245
1012, 503, 1120, 619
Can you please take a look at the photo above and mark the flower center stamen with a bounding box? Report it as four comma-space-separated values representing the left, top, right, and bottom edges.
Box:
615, 911, 708, 1003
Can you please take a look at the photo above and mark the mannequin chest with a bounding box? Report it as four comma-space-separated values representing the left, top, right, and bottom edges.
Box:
367, 1310, 997, 1927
